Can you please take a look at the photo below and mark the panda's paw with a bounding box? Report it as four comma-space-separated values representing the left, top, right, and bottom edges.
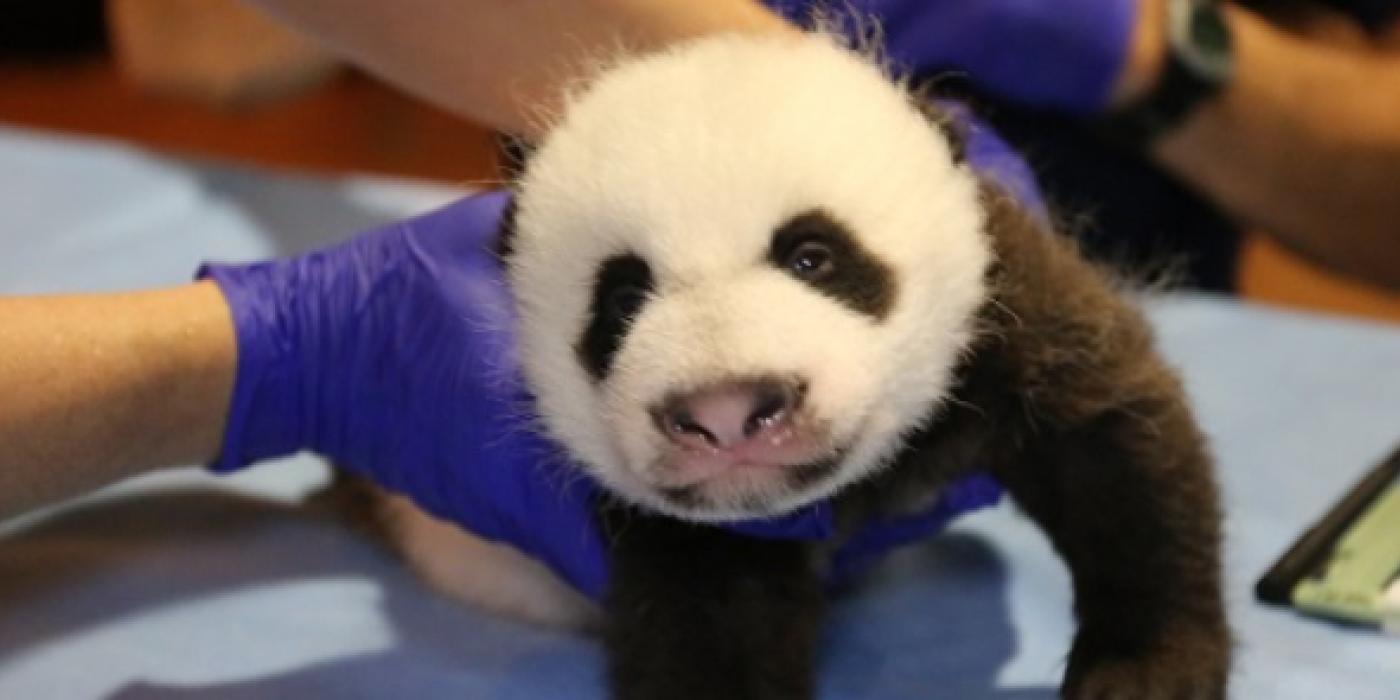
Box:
1062, 626, 1229, 700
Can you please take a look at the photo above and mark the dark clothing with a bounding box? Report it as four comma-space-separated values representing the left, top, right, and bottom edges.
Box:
0, 2, 106, 58
983, 0, 1399, 291
1242, 0, 1400, 28
975, 99, 1243, 291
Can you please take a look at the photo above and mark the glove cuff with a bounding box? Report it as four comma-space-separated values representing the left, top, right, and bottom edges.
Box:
197, 260, 306, 472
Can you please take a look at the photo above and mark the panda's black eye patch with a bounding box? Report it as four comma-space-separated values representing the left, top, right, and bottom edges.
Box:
768, 210, 895, 320
577, 253, 654, 381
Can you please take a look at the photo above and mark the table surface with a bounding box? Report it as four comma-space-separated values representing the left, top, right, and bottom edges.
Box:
1, 125, 1397, 699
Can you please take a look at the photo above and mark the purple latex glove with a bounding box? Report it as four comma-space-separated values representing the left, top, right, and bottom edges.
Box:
768, 0, 1140, 113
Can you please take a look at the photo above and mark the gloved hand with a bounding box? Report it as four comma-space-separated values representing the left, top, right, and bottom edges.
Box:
201, 103, 1033, 603
767, 0, 1141, 113
200, 191, 838, 601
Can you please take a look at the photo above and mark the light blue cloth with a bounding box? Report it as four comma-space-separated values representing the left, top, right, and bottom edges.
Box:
1, 125, 1397, 698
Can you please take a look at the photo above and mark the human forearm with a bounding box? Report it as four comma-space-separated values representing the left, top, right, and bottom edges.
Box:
1149, 6, 1400, 287
0, 281, 235, 518
244, 0, 793, 138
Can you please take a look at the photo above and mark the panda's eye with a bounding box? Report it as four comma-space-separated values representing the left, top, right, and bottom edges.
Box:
608, 285, 648, 320
785, 241, 835, 281
768, 209, 895, 320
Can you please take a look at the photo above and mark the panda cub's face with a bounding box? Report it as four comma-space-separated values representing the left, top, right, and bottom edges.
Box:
509, 34, 991, 522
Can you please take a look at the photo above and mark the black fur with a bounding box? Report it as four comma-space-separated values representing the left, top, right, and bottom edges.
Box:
600, 509, 824, 700
494, 132, 535, 182
492, 133, 529, 260
577, 253, 655, 381
785, 454, 841, 492
768, 209, 896, 320
494, 196, 519, 261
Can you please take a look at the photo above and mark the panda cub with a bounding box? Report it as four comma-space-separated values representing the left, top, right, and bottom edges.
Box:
366, 32, 1230, 700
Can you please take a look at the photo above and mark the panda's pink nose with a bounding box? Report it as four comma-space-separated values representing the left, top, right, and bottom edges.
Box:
655, 379, 803, 452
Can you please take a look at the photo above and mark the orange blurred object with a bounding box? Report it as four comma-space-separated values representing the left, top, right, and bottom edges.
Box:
107, 0, 339, 107
1239, 233, 1400, 324
0, 57, 499, 183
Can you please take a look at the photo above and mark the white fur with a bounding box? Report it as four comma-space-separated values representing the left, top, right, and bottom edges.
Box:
378, 493, 601, 631
510, 34, 991, 521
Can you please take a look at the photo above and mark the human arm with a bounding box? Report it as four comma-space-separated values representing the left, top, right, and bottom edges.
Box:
0, 282, 234, 518
1149, 5, 1400, 288
243, 0, 796, 139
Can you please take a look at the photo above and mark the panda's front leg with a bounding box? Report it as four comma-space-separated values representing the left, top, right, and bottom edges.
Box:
993, 402, 1231, 699
602, 510, 825, 700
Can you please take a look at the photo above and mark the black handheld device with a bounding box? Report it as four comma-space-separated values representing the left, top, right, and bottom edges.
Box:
1256, 443, 1400, 630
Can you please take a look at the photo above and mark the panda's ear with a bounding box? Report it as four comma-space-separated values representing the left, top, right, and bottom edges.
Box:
491, 132, 534, 262
494, 195, 519, 261
494, 132, 536, 182
908, 92, 968, 165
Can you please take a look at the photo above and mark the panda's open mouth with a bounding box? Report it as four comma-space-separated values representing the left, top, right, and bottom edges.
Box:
628, 404, 871, 516
654, 451, 845, 513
